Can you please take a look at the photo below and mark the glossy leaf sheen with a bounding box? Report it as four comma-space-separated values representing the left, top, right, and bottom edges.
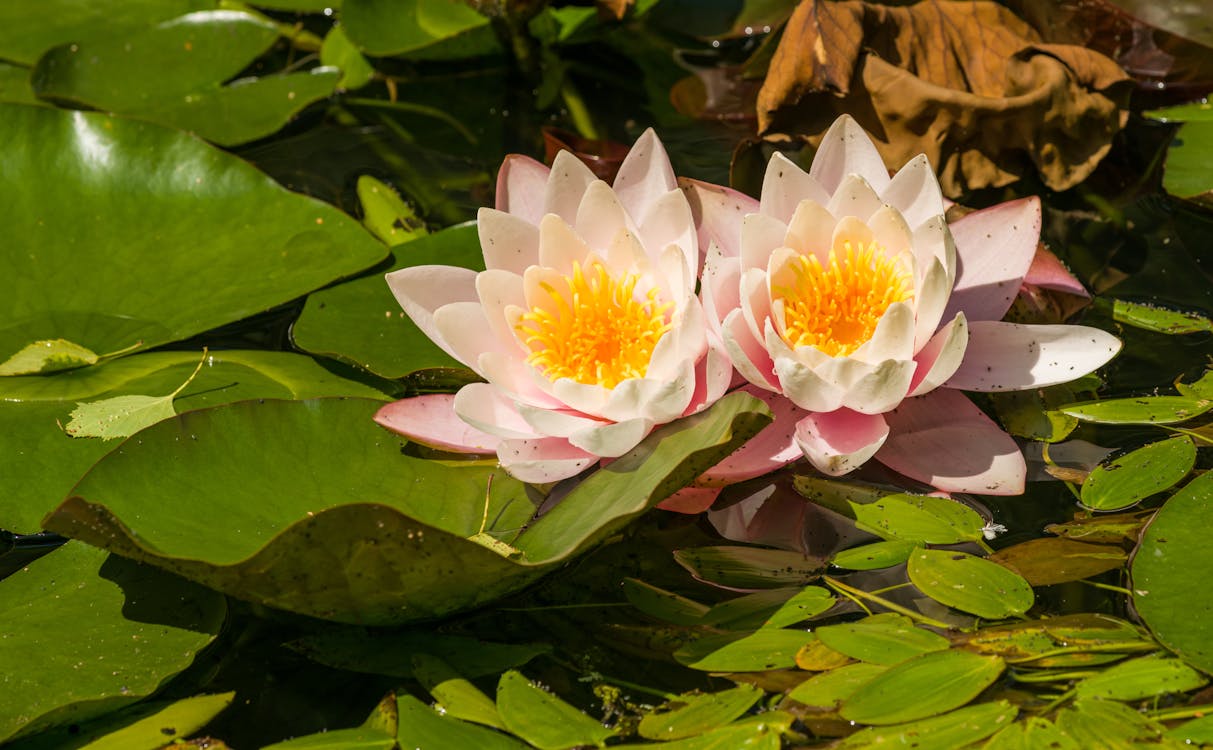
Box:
412, 653, 504, 730
787, 662, 889, 708
815, 614, 950, 665
0, 104, 387, 362
907, 549, 1034, 619
1080, 436, 1196, 511
1059, 396, 1212, 425
638, 685, 764, 741
1133, 471, 1213, 673
674, 629, 816, 671
831, 540, 916, 570
849, 494, 986, 544
839, 700, 1017, 749
840, 650, 1004, 725
1112, 298, 1213, 334
0, 338, 98, 375
496, 670, 615, 750
342, 0, 499, 58
0, 542, 225, 743
989, 537, 1126, 587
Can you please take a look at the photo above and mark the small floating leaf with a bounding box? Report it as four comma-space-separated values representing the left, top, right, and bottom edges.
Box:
412, 653, 504, 730
0, 338, 98, 375
674, 629, 815, 672
356, 175, 429, 246
787, 662, 888, 708
983, 717, 1079, 750
989, 538, 1126, 587
673, 546, 825, 590
815, 614, 950, 665
850, 494, 986, 545
1054, 699, 1168, 746
1079, 436, 1196, 511
832, 540, 916, 570
701, 586, 834, 630
1073, 653, 1207, 701
840, 650, 1005, 725
1112, 298, 1213, 334
637, 684, 764, 741
907, 549, 1034, 619
838, 700, 1017, 748
1058, 396, 1212, 425
396, 694, 526, 750
63, 351, 207, 440
622, 579, 710, 626
496, 670, 616, 750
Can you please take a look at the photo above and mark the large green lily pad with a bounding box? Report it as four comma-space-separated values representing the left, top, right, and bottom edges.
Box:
0, 541, 226, 743
341, 0, 500, 59
44, 392, 770, 624
0, 350, 391, 534
1132, 471, 1213, 673
0, 103, 386, 365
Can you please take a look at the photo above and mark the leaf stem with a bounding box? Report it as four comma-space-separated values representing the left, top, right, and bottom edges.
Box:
822, 576, 953, 630
1147, 703, 1213, 722
170, 348, 209, 399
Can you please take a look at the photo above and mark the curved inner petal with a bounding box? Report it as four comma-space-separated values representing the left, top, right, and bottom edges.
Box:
515, 260, 673, 389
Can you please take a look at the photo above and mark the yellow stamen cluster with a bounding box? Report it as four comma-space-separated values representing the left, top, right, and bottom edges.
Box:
516, 261, 674, 388
779, 241, 913, 357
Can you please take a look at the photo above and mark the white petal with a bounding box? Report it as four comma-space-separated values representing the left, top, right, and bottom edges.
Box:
912, 257, 951, 351
831, 214, 877, 252
478, 207, 539, 275
537, 214, 592, 274
602, 362, 696, 424
552, 377, 611, 418
638, 189, 697, 276
569, 417, 654, 457
785, 199, 837, 264
811, 114, 891, 194
866, 205, 914, 262
851, 300, 915, 363
647, 299, 707, 380
478, 351, 562, 408
826, 173, 885, 222
760, 152, 829, 222
574, 180, 631, 253
613, 128, 677, 225
543, 150, 598, 223
433, 301, 512, 377
475, 269, 528, 354
796, 409, 889, 476
605, 227, 649, 273
881, 154, 945, 229
740, 267, 773, 344
911, 216, 957, 286
700, 246, 739, 335
908, 313, 968, 397
495, 154, 550, 223
385, 265, 478, 365
498, 437, 596, 483
453, 383, 539, 439
683, 341, 734, 415
945, 322, 1122, 391
817, 356, 915, 415
740, 212, 789, 273
772, 347, 846, 412
516, 402, 605, 437
722, 308, 778, 390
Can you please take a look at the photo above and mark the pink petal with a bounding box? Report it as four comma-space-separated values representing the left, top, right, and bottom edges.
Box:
945, 321, 1121, 392
682, 342, 733, 416
680, 176, 759, 263
795, 409, 889, 476
432, 301, 513, 376
478, 208, 540, 275
495, 153, 550, 223
760, 152, 829, 223
699, 386, 806, 485
1022, 245, 1090, 297
810, 115, 891, 194
943, 197, 1041, 323
498, 437, 597, 483
700, 248, 739, 336
722, 309, 778, 390
875, 389, 1026, 495
658, 486, 721, 514
638, 189, 696, 271
612, 128, 677, 225
907, 313, 968, 397
385, 265, 479, 365
374, 394, 500, 453
453, 383, 538, 439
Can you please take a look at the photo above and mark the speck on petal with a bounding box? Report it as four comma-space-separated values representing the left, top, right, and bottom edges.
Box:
374, 394, 501, 453
795, 408, 890, 476
944, 321, 1121, 392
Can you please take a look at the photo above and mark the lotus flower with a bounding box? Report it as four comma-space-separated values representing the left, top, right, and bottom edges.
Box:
690, 115, 1121, 494
374, 131, 730, 483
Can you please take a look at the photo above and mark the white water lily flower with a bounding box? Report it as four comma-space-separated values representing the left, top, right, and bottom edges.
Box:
374, 131, 731, 483
692, 115, 1121, 494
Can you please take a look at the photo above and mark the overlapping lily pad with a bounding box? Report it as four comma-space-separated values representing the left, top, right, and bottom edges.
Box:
0, 103, 387, 365
45, 392, 770, 624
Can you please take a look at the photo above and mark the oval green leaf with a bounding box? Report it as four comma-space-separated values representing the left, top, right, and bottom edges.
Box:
831, 540, 917, 570
989, 538, 1126, 587
412, 653, 504, 730
1080, 435, 1196, 511
815, 614, 950, 665
496, 670, 615, 750
622, 578, 710, 626
673, 629, 816, 672
787, 662, 889, 709
850, 494, 986, 545
839, 700, 1017, 749
1073, 653, 1207, 701
1059, 396, 1212, 425
907, 549, 1034, 619
396, 694, 526, 750
1132, 471, 1213, 673
700, 586, 834, 630
840, 651, 1005, 725
1112, 298, 1213, 334
673, 546, 825, 590
638, 685, 764, 741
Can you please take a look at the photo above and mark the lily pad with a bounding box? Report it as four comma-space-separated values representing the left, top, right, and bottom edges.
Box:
15, 692, 235, 750
787, 662, 889, 709
0, 103, 386, 364
1079, 436, 1196, 511
907, 549, 1034, 620
341, 0, 500, 59
839, 650, 1005, 725
45, 392, 770, 624
0, 542, 225, 743
1132, 471, 1213, 673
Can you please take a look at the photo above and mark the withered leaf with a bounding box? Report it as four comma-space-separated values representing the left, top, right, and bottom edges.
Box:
989, 537, 1126, 587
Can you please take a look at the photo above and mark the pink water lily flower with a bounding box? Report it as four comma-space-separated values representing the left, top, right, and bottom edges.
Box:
691, 115, 1121, 495
374, 131, 731, 483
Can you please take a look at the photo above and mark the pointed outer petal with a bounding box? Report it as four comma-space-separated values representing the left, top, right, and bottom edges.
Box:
537, 214, 593, 274
722, 308, 778, 390
496, 153, 550, 222
648, 298, 708, 380
478, 208, 541, 275
475, 269, 528, 354
795, 409, 889, 476
875, 389, 1026, 495
911, 216, 957, 287
943, 197, 1042, 323
638, 189, 697, 271
825, 174, 885, 223
810, 114, 892, 194
569, 416, 654, 457
866, 205, 914, 263
945, 321, 1122, 392
740, 212, 790, 272
773, 355, 846, 413
373, 394, 501, 453
612, 128, 677, 225
1023, 245, 1090, 297
543, 150, 598, 223
699, 386, 807, 485
498, 437, 597, 483
851, 300, 916, 364
741, 266, 775, 344
385, 265, 479, 364
451, 383, 540, 440
552, 377, 611, 418
433, 301, 513, 377
604, 229, 651, 279
515, 402, 606, 438
573, 180, 632, 253
912, 257, 952, 351
478, 351, 563, 409
680, 176, 760, 262
700, 245, 740, 334
785, 199, 838, 263
602, 361, 697, 424
760, 152, 830, 222
880, 154, 946, 229
683, 341, 733, 416
815, 355, 915, 415
657, 486, 722, 514
908, 313, 968, 397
